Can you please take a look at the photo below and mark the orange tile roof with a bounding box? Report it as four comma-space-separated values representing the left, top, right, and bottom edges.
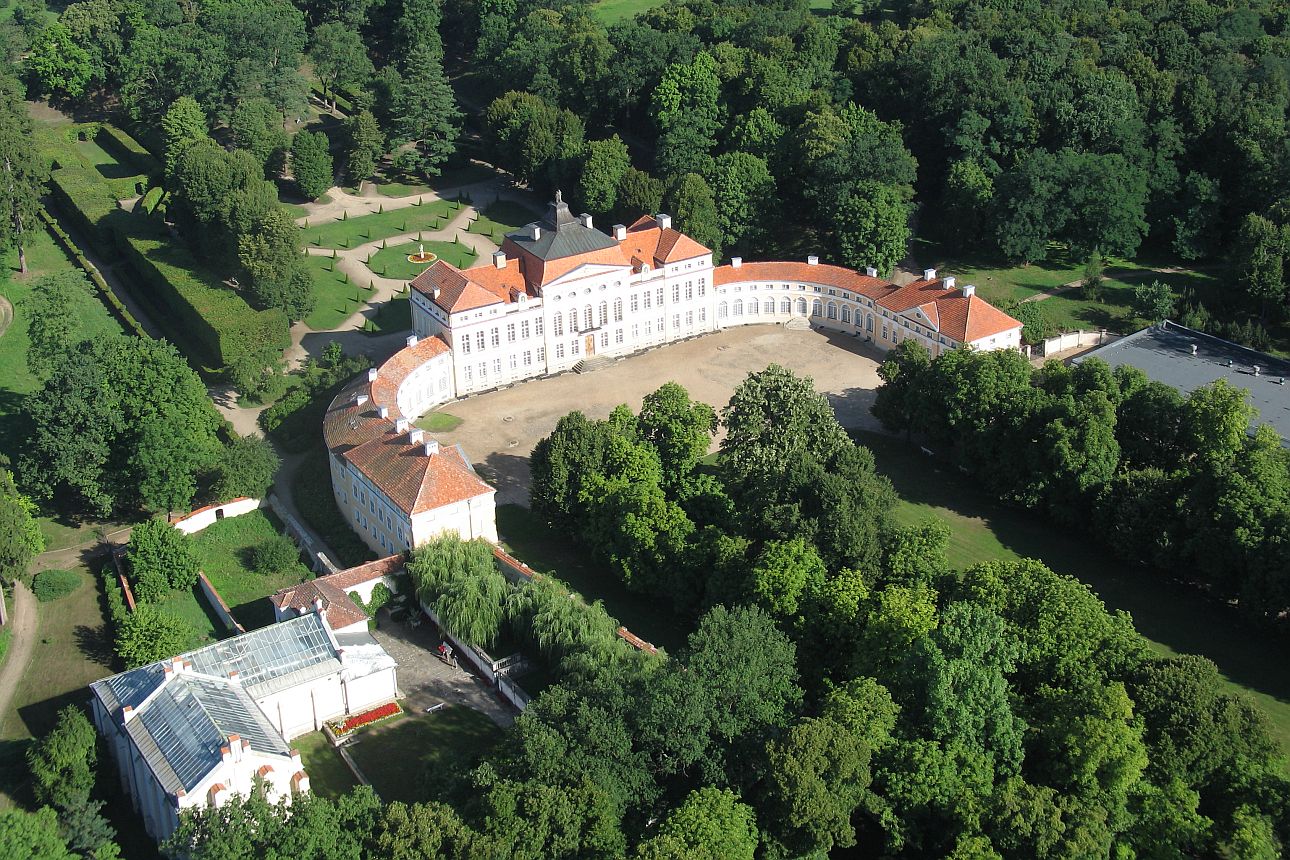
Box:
324, 554, 405, 590
270, 580, 369, 630
410, 260, 515, 313
370, 336, 450, 406
622, 216, 711, 266
941, 293, 1023, 344
712, 261, 889, 297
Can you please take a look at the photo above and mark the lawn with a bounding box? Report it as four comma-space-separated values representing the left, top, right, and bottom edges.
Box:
304, 200, 458, 248
429, 163, 501, 191
345, 705, 502, 805
855, 430, 1290, 766
496, 504, 689, 652
365, 292, 411, 334
592, 0, 662, 23
152, 584, 224, 647
415, 411, 463, 433
365, 240, 477, 281
466, 199, 544, 244
189, 510, 313, 629
294, 731, 360, 799
302, 254, 364, 330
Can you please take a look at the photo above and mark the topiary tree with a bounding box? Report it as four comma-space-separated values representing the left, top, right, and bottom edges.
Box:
291, 131, 333, 201
126, 519, 200, 602
32, 569, 82, 602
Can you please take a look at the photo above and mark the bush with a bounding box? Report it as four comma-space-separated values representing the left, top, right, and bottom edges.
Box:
95, 125, 161, 178
32, 569, 82, 603
47, 167, 121, 259
211, 436, 280, 500
115, 605, 196, 668
259, 352, 372, 451
127, 520, 200, 602
251, 536, 300, 575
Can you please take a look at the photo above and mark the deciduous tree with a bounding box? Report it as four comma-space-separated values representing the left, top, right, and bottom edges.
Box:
290, 130, 333, 201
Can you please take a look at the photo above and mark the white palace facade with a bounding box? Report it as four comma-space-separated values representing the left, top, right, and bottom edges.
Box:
324, 194, 1022, 557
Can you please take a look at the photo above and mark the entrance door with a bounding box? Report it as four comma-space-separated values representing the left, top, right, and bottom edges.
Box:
585, 334, 596, 356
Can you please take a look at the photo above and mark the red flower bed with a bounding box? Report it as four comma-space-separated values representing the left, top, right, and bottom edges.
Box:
331, 701, 402, 736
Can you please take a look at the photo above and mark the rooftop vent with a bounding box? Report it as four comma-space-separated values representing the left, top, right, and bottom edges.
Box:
409, 429, 424, 445
395, 418, 410, 434
612, 224, 627, 241
1190, 343, 1198, 356
865, 266, 878, 278
493, 251, 506, 269
366, 368, 378, 382
529, 224, 542, 240
657, 213, 672, 230
963, 285, 976, 298
423, 440, 439, 457
579, 213, 593, 229
807, 255, 819, 266
378, 406, 389, 419
923, 268, 937, 281
1254, 365, 1261, 376
943, 276, 956, 290
355, 394, 369, 406
406, 334, 418, 348
731, 256, 743, 268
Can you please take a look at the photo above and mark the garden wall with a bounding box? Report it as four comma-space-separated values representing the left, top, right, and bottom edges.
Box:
172, 497, 263, 535
198, 572, 245, 636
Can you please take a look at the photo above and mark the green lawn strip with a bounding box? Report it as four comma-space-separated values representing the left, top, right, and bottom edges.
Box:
467, 200, 543, 243
371, 178, 434, 198
856, 430, 1290, 766
293, 731, 360, 798
35, 123, 149, 199
365, 292, 411, 335
292, 444, 377, 568
152, 585, 223, 647
302, 255, 363, 330
415, 411, 463, 433
188, 510, 312, 630
346, 705, 502, 805
496, 504, 689, 653
364, 240, 477, 280
0, 566, 114, 742
593, 0, 663, 24
0, 227, 122, 452
306, 200, 457, 249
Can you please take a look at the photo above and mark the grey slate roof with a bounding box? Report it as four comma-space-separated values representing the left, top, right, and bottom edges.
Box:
1074, 321, 1290, 444
505, 191, 619, 261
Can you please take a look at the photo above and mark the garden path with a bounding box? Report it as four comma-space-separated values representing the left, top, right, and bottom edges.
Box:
0, 583, 38, 736
293, 169, 536, 229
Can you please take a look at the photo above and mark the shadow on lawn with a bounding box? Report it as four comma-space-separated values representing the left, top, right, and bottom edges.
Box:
855, 430, 1290, 713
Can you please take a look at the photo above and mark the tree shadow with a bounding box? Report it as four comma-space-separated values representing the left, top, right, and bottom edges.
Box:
477, 450, 532, 509
73, 623, 116, 668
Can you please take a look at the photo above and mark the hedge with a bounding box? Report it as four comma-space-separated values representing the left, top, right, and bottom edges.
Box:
117, 233, 290, 369
48, 166, 122, 260
96, 125, 161, 179
39, 207, 149, 338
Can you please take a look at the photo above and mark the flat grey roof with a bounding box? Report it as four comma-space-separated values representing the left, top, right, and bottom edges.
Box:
1074, 321, 1290, 443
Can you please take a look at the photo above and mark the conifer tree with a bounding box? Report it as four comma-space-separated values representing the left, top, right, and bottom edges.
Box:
391, 44, 462, 176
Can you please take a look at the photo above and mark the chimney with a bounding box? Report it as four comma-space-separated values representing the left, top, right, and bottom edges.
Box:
579, 213, 593, 229
432, 287, 441, 300
406, 334, 418, 348
922, 268, 937, 281
612, 224, 627, 241
529, 224, 542, 240
171, 657, 184, 675
423, 440, 439, 457
409, 429, 424, 445
1253, 365, 1261, 376
807, 255, 819, 266
367, 368, 378, 382
355, 393, 368, 406
227, 669, 240, 682
731, 256, 742, 268
656, 213, 672, 230
378, 406, 389, 419
942, 276, 956, 290
122, 705, 135, 723
313, 597, 325, 614
395, 419, 409, 434
492, 251, 506, 269
963, 285, 976, 298
865, 266, 878, 278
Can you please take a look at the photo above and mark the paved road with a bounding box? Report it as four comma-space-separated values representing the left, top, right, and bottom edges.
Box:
0, 583, 37, 735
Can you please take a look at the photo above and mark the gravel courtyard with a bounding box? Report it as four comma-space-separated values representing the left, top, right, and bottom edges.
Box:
429, 325, 887, 506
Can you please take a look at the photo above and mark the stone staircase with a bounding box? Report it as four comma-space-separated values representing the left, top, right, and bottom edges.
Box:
572, 355, 617, 374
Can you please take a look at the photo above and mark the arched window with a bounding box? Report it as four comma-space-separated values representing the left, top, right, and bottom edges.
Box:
733, 299, 743, 316
748, 300, 758, 315
613, 298, 623, 321
841, 306, 851, 323
599, 301, 609, 326
812, 299, 822, 317
584, 306, 594, 330
866, 313, 874, 332
764, 299, 774, 314
780, 298, 791, 314
796, 298, 807, 314
569, 309, 579, 333
553, 314, 563, 337
718, 301, 728, 318
827, 303, 837, 320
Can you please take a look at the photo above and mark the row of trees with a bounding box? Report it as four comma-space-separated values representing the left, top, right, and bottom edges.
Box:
875, 342, 1290, 619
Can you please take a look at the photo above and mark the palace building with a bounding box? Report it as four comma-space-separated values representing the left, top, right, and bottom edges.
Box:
324, 196, 1022, 557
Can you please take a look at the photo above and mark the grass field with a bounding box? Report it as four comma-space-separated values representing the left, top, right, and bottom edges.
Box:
415, 411, 463, 433
189, 510, 312, 629
294, 731, 360, 799
496, 504, 689, 652
292, 445, 377, 568
365, 240, 477, 280
346, 705, 502, 805
302, 254, 364, 330
466, 200, 543, 243
305, 200, 458, 249
856, 430, 1290, 765
365, 292, 411, 334
152, 584, 224, 647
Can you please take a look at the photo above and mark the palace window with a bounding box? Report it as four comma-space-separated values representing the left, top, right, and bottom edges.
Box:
718, 301, 728, 318
509, 353, 517, 370
521, 320, 530, 339
571, 339, 580, 355
867, 314, 874, 332
555, 343, 564, 359
601, 331, 609, 347
685, 310, 693, 325
764, 299, 774, 314
491, 328, 500, 347
643, 291, 651, 309
475, 331, 485, 351
780, 298, 790, 314
584, 306, 594, 330
631, 293, 639, 312
685, 283, 693, 300
733, 299, 743, 316
699, 307, 706, 322
672, 314, 680, 329
537, 346, 545, 361
827, 303, 837, 320
599, 302, 609, 326
672, 284, 680, 303
523, 350, 532, 366
655, 287, 663, 305
478, 361, 487, 378
535, 317, 543, 335
613, 298, 623, 321
461, 337, 471, 354
615, 328, 624, 344
841, 307, 851, 323
507, 323, 516, 342
748, 301, 758, 316
812, 299, 822, 316
699, 283, 706, 297
796, 298, 807, 314
554, 315, 563, 336
569, 309, 579, 333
